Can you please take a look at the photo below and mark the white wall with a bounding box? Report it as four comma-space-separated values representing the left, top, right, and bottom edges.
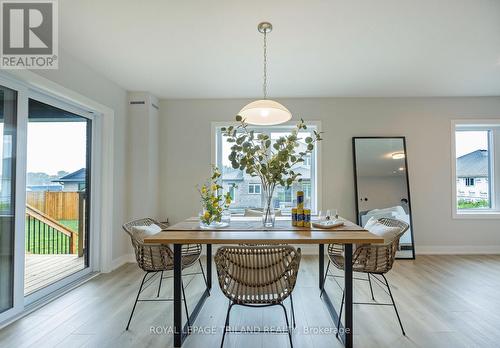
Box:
34, 49, 130, 263
159, 97, 500, 253
127, 92, 161, 221
357, 175, 407, 212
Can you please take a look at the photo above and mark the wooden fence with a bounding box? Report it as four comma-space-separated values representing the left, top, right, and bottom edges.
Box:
26, 191, 79, 220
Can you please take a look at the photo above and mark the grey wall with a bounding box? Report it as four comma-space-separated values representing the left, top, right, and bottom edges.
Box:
159, 97, 500, 252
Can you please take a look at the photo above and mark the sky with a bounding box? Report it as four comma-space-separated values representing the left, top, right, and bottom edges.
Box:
455, 131, 488, 158
26, 122, 87, 175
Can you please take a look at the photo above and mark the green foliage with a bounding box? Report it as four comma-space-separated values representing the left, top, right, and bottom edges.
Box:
25, 219, 79, 254
457, 199, 489, 209
222, 117, 323, 194
198, 166, 233, 224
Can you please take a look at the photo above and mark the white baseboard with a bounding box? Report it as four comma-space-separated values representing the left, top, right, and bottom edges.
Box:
416, 245, 500, 255
110, 253, 136, 272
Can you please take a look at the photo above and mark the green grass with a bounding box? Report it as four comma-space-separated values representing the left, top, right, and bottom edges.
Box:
25, 219, 79, 254
59, 220, 79, 232
457, 199, 489, 209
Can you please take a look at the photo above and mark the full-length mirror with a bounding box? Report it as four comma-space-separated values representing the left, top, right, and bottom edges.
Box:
353, 137, 415, 259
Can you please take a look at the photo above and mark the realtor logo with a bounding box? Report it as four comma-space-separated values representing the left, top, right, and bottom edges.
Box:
1, 0, 58, 69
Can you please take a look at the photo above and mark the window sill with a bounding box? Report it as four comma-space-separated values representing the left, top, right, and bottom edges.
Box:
453, 211, 500, 219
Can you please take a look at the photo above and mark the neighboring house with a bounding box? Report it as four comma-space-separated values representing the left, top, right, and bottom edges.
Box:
221, 157, 312, 213
52, 168, 86, 192
456, 150, 489, 202
26, 184, 62, 192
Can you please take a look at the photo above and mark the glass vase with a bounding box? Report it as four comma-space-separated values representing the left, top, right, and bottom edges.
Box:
262, 185, 276, 227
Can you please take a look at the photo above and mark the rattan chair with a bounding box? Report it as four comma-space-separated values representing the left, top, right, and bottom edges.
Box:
321, 217, 409, 336
215, 245, 301, 347
122, 218, 209, 330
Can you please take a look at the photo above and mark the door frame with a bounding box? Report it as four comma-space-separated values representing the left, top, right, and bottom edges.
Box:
0, 70, 115, 323
23, 91, 98, 305
0, 75, 27, 323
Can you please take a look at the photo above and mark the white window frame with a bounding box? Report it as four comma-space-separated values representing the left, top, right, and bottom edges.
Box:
451, 120, 500, 219
211, 121, 322, 214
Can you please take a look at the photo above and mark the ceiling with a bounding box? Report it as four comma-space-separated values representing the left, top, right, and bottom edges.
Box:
59, 0, 500, 99
354, 138, 406, 177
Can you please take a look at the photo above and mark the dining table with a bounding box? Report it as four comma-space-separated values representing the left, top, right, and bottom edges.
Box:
144, 216, 384, 348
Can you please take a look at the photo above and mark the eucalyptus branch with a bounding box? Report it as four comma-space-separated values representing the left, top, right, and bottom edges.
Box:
221, 116, 323, 192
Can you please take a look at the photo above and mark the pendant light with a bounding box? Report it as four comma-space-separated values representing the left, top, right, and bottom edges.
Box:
238, 22, 292, 125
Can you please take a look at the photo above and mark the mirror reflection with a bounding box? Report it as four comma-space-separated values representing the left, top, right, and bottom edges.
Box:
353, 137, 415, 258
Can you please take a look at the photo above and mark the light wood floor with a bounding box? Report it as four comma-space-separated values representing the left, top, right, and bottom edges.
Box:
2, 254, 500, 348
24, 254, 85, 295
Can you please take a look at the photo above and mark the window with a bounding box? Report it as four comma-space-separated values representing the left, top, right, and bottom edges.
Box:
453, 121, 500, 216
465, 178, 475, 186
276, 186, 293, 203
228, 184, 236, 200
215, 123, 319, 214
303, 155, 311, 166
248, 183, 261, 194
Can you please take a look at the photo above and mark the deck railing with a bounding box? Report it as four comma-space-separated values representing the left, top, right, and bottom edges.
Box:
25, 205, 78, 254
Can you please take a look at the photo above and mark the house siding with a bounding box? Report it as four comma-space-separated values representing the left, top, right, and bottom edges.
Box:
456, 176, 489, 202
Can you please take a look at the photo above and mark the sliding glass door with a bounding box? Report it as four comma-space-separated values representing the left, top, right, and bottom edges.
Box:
0, 74, 98, 322
0, 85, 17, 314
24, 98, 92, 296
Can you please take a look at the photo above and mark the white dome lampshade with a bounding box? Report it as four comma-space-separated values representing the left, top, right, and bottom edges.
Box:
238, 99, 292, 126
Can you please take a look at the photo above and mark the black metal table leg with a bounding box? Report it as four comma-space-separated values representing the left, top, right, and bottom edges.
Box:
206, 244, 212, 290
319, 244, 324, 290
344, 243, 353, 348
320, 243, 347, 345
173, 244, 182, 347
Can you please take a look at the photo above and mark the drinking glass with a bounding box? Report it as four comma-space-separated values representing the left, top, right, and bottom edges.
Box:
221, 210, 231, 224
326, 209, 338, 221
318, 210, 326, 222
331, 209, 339, 220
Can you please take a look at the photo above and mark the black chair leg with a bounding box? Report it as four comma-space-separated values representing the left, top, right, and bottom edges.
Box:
157, 271, 163, 297
335, 289, 345, 338
290, 294, 296, 329
382, 274, 406, 336
367, 273, 375, 301
279, 303, 293, 348
220, 301, 233, 348
199, 258, 210, 295
181, 280, 191, 328
126, 272, 149, 330
320, 260, 331, 297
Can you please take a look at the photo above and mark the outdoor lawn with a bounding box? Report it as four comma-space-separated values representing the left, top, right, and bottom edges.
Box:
25, 219, 79, 254
457, 199, 489, 209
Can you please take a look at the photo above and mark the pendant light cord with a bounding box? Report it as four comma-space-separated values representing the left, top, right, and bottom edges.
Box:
263, 30, 267, 99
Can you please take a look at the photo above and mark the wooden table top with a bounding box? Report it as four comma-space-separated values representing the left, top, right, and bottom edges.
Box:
144, 217, 384, 245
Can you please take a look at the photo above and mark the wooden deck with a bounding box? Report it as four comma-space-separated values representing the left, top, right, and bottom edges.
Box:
25, 254, 85, 295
